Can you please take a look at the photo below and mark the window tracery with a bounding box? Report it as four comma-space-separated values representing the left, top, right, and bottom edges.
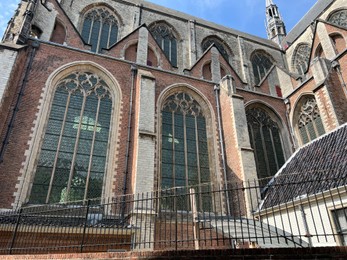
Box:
246, 108, 285, 183
328, 9, 347, 28
150, 22, 177, 67
293, 44, 310, 75
251, 51, 273, 85
202, 37, 230, 62
30, 72, 113, 204
81, 7, 118, 53
297, 97, 325, 144
161, 92, 211, 211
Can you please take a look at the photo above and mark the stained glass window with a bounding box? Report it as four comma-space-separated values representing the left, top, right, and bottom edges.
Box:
81, 8, 118, 53
30, 72, 113, 204
293, 44, 310, 75
328, 10, 347, 29
246, 108, 285, 184
297, 97, 325, 145
251, 51, 273, 85
150, 22, 178, 67
161, 92, 211, 211
202, 37, 230, 62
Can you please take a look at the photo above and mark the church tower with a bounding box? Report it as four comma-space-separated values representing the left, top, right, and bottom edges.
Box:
265, 0, 286, 46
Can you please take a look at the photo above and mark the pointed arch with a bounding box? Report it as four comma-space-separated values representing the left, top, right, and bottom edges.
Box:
149, 20, 179, 67
330, 33, 346, 55
293, 94, 325, 145
250, 50, 274, 85
201, 35, 233, 63
245, 102, 287, 183
157, 84, 219, 210
80, 4, 121, 53
327, 9, 347, 29
19, 61, 122, 205
292, 43, 311, 75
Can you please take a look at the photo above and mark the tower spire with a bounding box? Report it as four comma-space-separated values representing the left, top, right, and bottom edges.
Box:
265, 0, 286, 46
266, 0, 274, 7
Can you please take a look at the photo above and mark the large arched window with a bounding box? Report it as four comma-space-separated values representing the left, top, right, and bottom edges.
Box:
149, 22, 178, 67
293, 44, 310, 75
161, 92, 211, 210
246, 107, 285, 182
81, 7, 119, 53
30, 72, 113, 204
296, 96, 325, 145
251, 51, 273, 85
202, 37, 231, 62
328, 9, 347, 29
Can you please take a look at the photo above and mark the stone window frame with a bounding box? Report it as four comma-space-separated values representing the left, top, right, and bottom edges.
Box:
292, 43, 311, 75
15, 61, 122, 206
201, 36, 233, 64
79, 4, 122, 53
292, 94, 325, 146
327, 9, 347, 29
250, 50, 274, 86
245, 102, 289, 184
149, 21, 180, 67
156, 84, 221, 196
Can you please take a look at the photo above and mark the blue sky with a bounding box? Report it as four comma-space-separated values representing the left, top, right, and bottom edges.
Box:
0, 0, 317, 39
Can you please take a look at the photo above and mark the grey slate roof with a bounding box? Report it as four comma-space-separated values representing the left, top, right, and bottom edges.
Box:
261, 123, 347, 209
281, 0, 335, 48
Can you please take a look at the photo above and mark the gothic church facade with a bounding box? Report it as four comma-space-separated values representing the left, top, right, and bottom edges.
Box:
0, 0, 346, 211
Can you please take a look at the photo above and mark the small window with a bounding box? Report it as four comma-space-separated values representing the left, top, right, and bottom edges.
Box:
332, 208, 347, 246
275, 86, 282, 97
30, 25, 42, 39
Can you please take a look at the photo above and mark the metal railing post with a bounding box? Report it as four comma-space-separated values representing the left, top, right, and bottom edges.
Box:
81, 199, 91, 253
9, 208, 23, 254
189, 188, 199, 250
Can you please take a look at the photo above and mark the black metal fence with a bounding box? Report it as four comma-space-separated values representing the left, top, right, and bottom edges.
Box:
1, 176, 347, 255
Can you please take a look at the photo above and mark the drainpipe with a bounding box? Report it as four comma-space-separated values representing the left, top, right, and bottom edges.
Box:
0, 41, 39, 164
214, 84, 231, 216
284, 98, 297, 152
121, 65, 137, 217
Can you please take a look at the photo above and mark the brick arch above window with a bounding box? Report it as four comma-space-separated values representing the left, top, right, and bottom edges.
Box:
330, 33, 346, 55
